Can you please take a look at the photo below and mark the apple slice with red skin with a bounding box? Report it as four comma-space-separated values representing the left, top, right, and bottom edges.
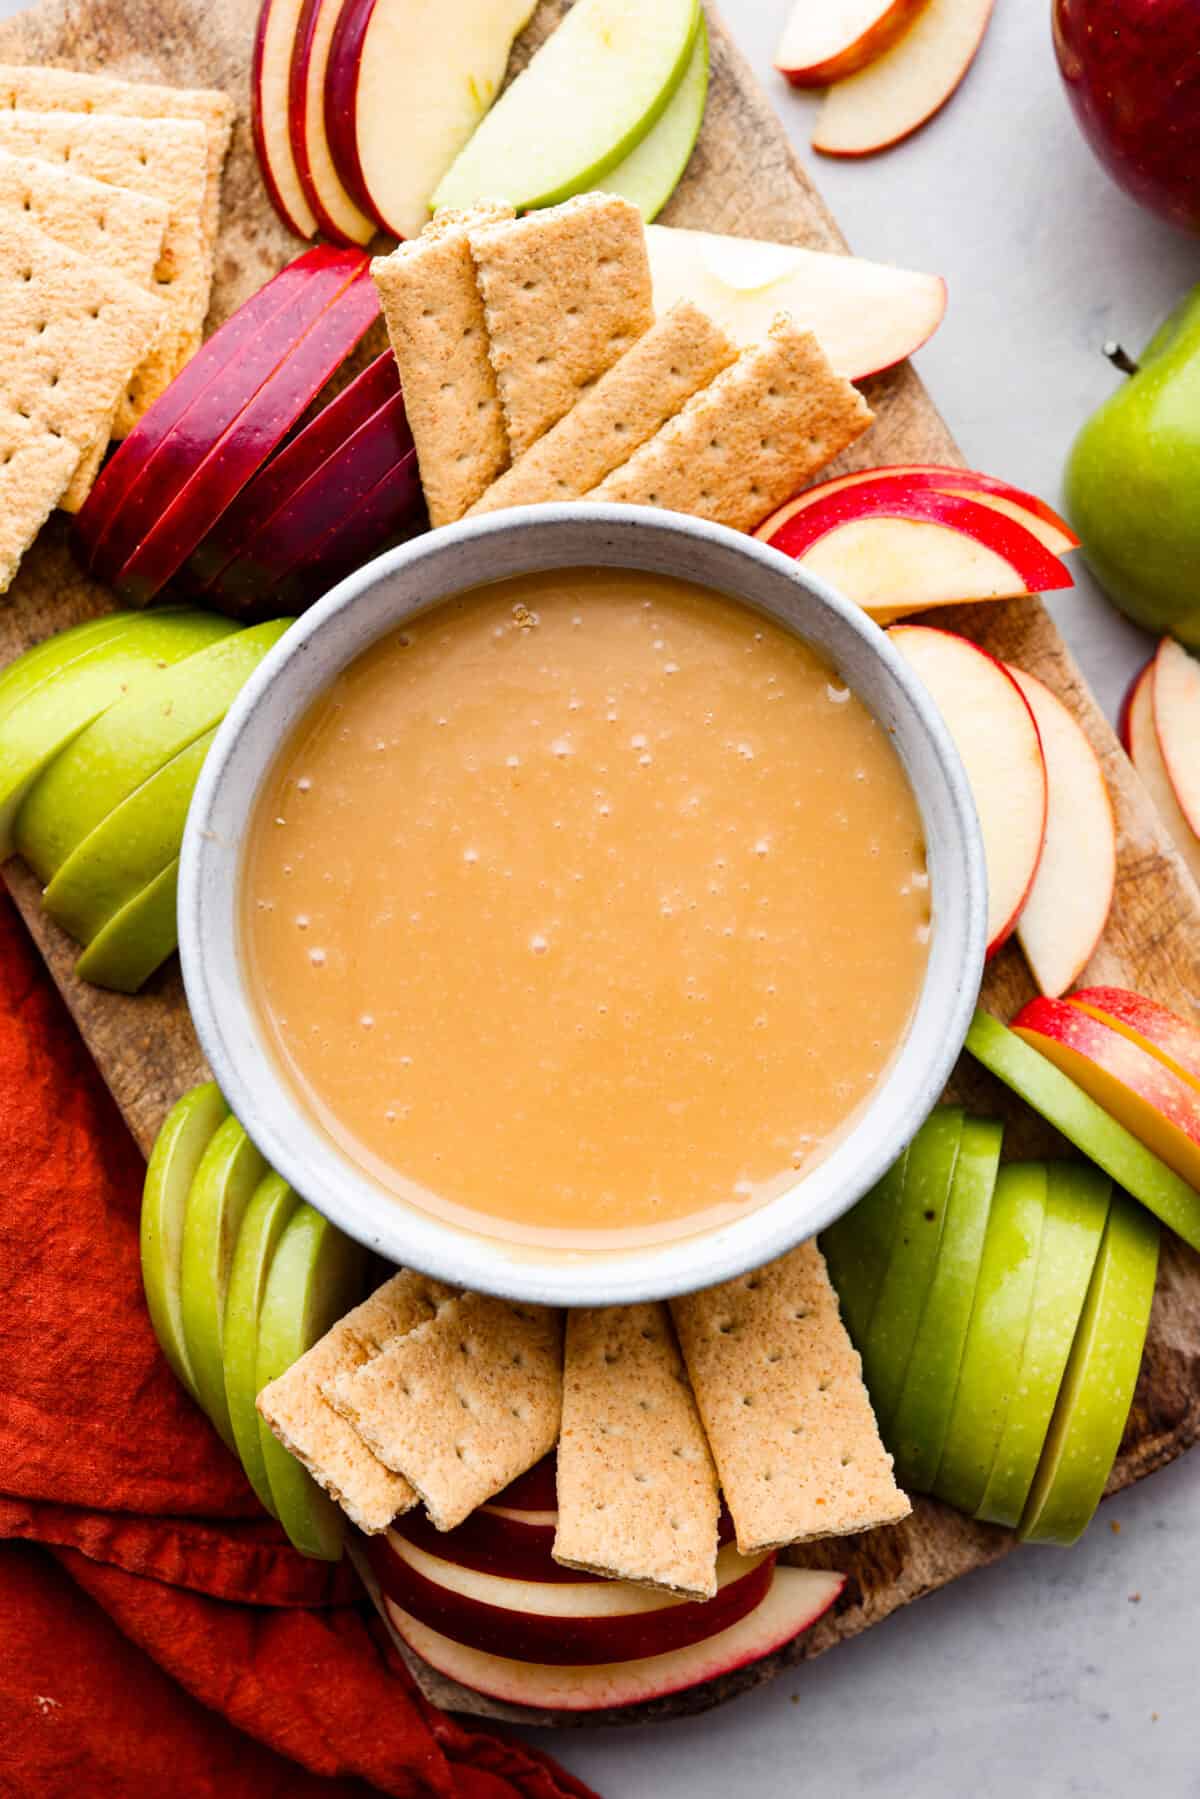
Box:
1067, 987, 1200, 1094
755, 465, 1079, 557
1153, 636, 1200, 840
761, 480, 1072, 621
252, 0, 318, 240
776, 0, 929, 87
185, 349, 400, 593
813, 0, 996, 157
890, 625, 1047, 955
383, 1563, 845, 1711
488, 1453, 558, 1515
290, 0, 376, 246
1122, 659, 1200, 891
1117, 657, 1150, 755
111, 267, 380, 606
77, 247, 368, 581
1013, 996, 1200, 1191
1007, 664, 1116, 998
394, 1507, 581, 1585
370, 1532, 775, 1666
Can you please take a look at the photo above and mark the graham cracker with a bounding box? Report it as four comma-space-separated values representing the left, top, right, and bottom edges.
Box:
372, 203, 514, 528
588, 314, 874, 532
468, 302, 737, 517
327, 1293, 562, 1531
0, 65, 233, 256
554, 1303, 720, 1600
0, 110, 210, 432
257, 1270, 457, 1535
671, 1242, 910, 1554
468, 193, 654, 460
0, 406, 79, 593
0, 212, 165, 533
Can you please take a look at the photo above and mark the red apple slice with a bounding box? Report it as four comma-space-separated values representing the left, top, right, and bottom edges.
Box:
1152, 636, 1200, 840
1117, 658, 1149, 755
776, 0, 928, 87
76, 247, 366, 579
1124, 660, 1200, 892
393, 1506, 570, 1584
1013, 996, 1200, 1190
813, 0, 996, 157
1067, 987, 1200, 1094
290, 0, 376, 246
755, 464, 1079, 557
487, 1452, 558, 1514
371, 1531, 775, 1665
111, 267, 381, 606
764, 481, 1071, 622
890, 625, 1047, 954
1006, 665, 1116, 997
186, 349, 400, 591
252, 0, 319, 240
382, 1563, 844, 1711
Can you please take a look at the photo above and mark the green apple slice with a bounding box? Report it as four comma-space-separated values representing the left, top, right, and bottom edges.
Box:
140, 1081, 230, 1402
1020, 1192, 1159, 1545
256, 1203, 366, 1560
42, 726, 217, 947
73, 857, 181, 992
179, 1114, 269, 1448
861, 1107, 964, 1435
820, 1144, 910, 1346
595, 13, 708, 221
17, 617, 291, 883
933, 1161, 1048, 1516
976, 1161, 1111, 1528
965, 1008, 1200, 1250
0, 610, 235, 858
433, 0, 700, 214
0, 612, 152, 734
889, 1116, 1002, 1492
223, 1171, 300, 1515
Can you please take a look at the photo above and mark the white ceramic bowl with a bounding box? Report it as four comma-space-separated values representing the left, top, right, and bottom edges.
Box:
179, 505, 986, 1306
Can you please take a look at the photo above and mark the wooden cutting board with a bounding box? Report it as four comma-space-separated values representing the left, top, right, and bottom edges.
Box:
2, 0, 1199, 1731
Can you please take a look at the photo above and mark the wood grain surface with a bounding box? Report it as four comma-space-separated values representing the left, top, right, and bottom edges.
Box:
2, 0, 1198, 1730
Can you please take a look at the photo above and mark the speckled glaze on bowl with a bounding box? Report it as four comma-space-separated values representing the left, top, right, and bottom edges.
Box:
179, 505, 986, 1307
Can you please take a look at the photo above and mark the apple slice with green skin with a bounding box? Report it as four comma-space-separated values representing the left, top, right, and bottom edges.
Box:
933, 1161, 1048, 1516
42, 726, 217, 947
1007, 665, 1116, 1000
1068, 986, 1200, 1093
819, 1144, 910, 1346
289, 0, 376, 246
1122, 659, 1200, 891
595, 16, 708, 222
1013, 997, 1200, 1193
754, 466, 1079, 557
252, 0, 318, 241
976, 1162, 1111, 1528
1019, 1192, 1158, 1546
223, 1170, 300, 1515
180, 1114, 270, 1448
0, 611, 235, 860
256, 1202, 366, 1560
432, 0, 700, 215
776, 0, 929, 86
644, 225, 945, 381
813, 0, 996, 158
889, 1115, 1002, 1492
17, 619, 291, 883
73, 856, 182, 993
964, 1009, 1200, 1252
861, 1107, 964, 1436
890, 627, 1048, 956
0, 612, 151, 735
1152, 636, 1200, 838
140, 1082, 230, 1404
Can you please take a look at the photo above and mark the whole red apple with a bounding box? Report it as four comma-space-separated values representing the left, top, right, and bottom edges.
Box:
1053, 0, 1200, 233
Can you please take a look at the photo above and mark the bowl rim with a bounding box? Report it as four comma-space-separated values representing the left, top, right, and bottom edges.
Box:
179, 503, 987, 1306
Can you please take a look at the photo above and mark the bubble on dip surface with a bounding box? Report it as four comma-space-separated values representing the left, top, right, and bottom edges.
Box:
242, 569, 931, 1248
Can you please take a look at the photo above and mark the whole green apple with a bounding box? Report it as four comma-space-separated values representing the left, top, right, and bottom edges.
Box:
1066, 286, 1200, 646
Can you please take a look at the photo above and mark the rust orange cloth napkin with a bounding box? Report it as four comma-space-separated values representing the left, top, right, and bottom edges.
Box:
0, 894, 596, 1799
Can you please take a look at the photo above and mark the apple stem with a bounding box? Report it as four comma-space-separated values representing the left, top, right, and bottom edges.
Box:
1103, 341, 1139, 377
